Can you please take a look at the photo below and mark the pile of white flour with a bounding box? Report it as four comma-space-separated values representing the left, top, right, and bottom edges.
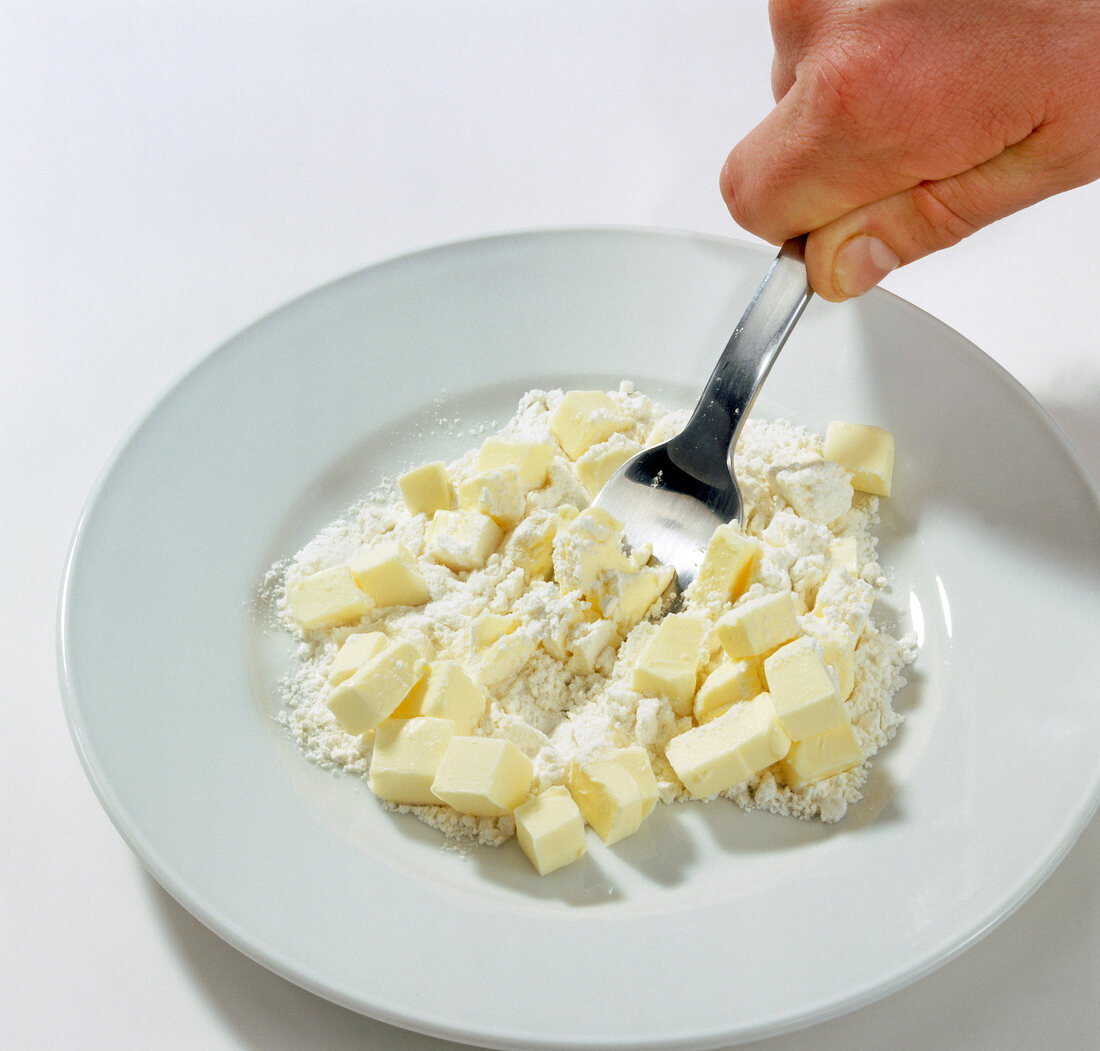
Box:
270, 384, 915, 844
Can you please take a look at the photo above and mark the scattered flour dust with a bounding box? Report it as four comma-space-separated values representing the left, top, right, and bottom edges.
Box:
268, 383, 916, 848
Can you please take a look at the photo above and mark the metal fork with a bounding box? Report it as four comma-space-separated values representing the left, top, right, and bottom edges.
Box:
594, 237, 812, 592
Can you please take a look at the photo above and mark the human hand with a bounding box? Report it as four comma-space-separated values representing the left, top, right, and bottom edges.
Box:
720, 0, 1100, 301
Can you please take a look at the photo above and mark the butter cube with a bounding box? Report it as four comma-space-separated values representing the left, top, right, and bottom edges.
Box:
514, 786, 587, 875
550, 390, 631, 460
665, 693, 791, 798
779, 720, 864, 787
688, 523, 761, 608
470, 611, 517, 649
729, 693, 794, 775
552, 506, 633, 594
504, 506, 575, 581
693, 658, 764, 724
665, 718, 751, 798
347, 542, 430, 607
476, 438, 556, 491
391, 660, 487, 734
632, 613, 709, 715
477, 631, 537, 686
575, 434, 643, 496
567, 745, 658, 844
458, 467, 525, 527
828, 536, 859, 575
763, 636, 848, 740
716, 590, 799, 658
772, 460, 853, 524
326, 641, 427, 736
566, 618, 619, 674
596, 564, 673, 635
398, 461, 452, 516
369, 717, 457, 804
552, 506, 671, 630
820, 631, 856, 700
327, 631, 389, 685
286, 566, 368, 631
426, 510, 503, 572
430, 736, 533, 816
824, 421, 895, 497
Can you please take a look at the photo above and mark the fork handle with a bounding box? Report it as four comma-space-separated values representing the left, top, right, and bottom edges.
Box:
669, 236, 813, 486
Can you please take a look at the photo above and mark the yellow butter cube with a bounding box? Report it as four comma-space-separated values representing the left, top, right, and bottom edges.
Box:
665, 693, 790, 798
819, 631, 856, 700
575, 434, 643, 496
716, 590, 799, 659
550, 390, 631, 460
824, 421, 895, 497
504, 506, 576, 581
693, 658, 764, 724
688, 523, 761, 608
391, 660, 487, 734
763, 636, 849, 741
632, 613, 709, 715
779, 720, 863, 787
729, 693, 794, 775
327, 631, 390, 685
476, 438, 556, 491
552, 506, 634, 593
426, 510, 503, 572
369, 717, 457, 804
458, 467, 526, 527
665, 718, 751, 799
551, 506, 671, 630
326, 641, 427, 736
566, 618, 619, 674
477, 631, 537, 686
568, 745, 658, 844
286, 566, 368, 631
347, 542, 430, 607
398, 461, 452, 516
827, 536, 859, 575
514, 786, 588, 875
596, 565, 674, 635
430, 736, 533, 816
469, 611, 517, 649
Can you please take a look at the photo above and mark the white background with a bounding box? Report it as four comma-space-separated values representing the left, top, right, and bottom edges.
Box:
3, 2, 1097, 1048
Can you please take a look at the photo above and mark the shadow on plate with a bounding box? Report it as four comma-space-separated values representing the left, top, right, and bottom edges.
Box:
141, 870, 460, 1051
140, 806, 1100, 1051
855, 304, 1100, 588
686, 764, 904, 861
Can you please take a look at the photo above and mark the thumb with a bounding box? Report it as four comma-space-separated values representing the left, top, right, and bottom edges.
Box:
805, 129, 1076, 301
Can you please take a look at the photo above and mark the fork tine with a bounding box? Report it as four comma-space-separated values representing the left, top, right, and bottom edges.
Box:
592, 238, 811, 591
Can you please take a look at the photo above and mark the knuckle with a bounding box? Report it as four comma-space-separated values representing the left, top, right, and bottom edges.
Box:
720, 152, 767, 235
722, 184, 788, 244
909, 181, 982, 246
801, 25, 915, 141
804, 40, 880, 125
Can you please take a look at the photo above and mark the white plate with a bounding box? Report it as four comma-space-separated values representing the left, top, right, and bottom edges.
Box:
59, 229, 1100, 1050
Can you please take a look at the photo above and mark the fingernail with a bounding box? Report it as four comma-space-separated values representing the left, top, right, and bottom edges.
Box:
833, 235, 901, 298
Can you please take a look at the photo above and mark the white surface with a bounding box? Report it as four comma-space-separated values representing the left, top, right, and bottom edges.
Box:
56, 230, 1100, 1049
4, 3, 1098, 1049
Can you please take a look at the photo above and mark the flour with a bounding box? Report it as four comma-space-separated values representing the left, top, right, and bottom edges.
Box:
272, 383, 915, 847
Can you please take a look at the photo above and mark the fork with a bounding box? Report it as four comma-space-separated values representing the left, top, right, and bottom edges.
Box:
594, 236, 812, 592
